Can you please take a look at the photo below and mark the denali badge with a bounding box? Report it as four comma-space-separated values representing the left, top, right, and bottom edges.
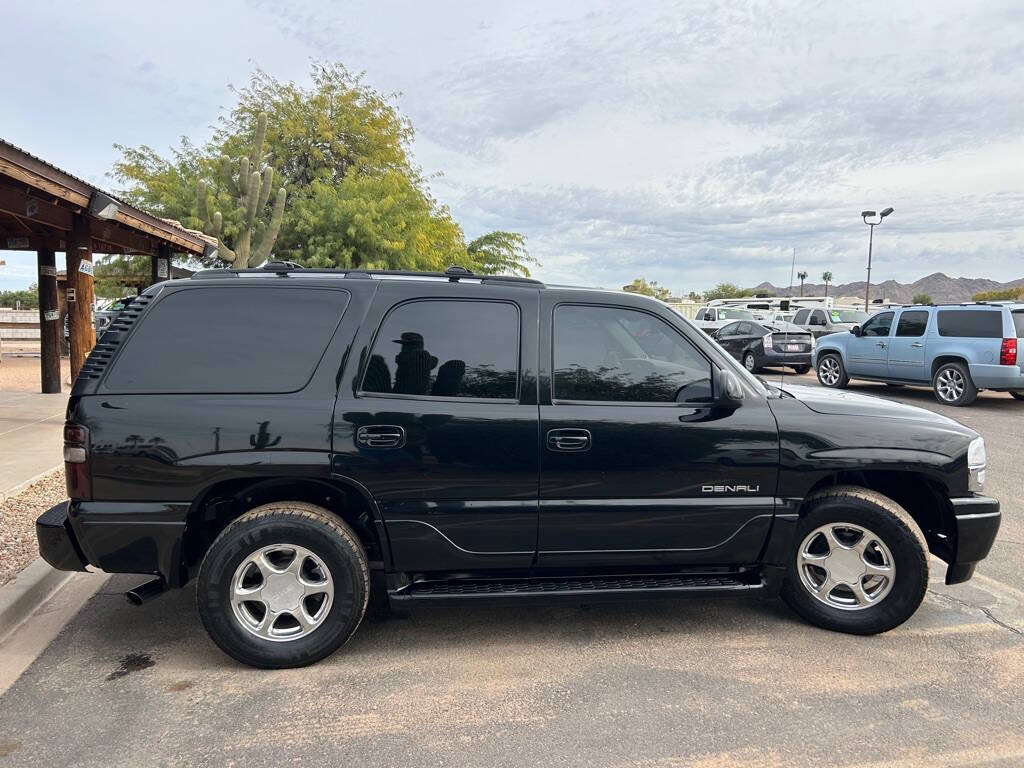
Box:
702, 484, 760, 493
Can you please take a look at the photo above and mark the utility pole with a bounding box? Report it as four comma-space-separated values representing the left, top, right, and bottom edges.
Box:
861, 208, 894, 312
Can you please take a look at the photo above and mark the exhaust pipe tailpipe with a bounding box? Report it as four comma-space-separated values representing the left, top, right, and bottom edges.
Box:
125, 577, 167, 606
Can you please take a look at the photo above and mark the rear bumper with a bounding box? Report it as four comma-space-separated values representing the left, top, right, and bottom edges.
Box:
36, 500, 189, 586
944, 495, 1001, 585
967, 363, 1024, 391
36, 503, 89, 572
761, 350, 812, 367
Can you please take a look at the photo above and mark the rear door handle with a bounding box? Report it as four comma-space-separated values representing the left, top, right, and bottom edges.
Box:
356, 425, 406, 450
547, 428, 592, 452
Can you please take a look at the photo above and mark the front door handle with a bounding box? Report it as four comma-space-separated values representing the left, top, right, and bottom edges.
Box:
911, 342, 924, 348
547, 428, 592, 452
356, 425, 406, 450
876, 341, 887, 348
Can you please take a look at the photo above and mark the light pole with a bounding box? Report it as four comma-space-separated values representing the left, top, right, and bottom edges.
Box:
861, 207, 893, 311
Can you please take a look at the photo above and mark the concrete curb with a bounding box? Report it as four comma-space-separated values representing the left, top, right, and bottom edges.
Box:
1, 463, 62, 502
0, 558, 72, 643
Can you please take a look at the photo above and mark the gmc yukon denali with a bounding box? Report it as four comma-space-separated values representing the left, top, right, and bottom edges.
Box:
36, 264, 1001, 668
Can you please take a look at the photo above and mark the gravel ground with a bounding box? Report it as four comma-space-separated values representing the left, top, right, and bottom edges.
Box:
0, 470, 64, 586
0, 356, 72, 393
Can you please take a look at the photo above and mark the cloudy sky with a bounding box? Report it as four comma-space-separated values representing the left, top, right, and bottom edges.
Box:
3, 0, 1024, 293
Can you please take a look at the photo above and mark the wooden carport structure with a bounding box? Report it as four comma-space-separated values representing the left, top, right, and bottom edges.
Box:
0, 139, 214, 393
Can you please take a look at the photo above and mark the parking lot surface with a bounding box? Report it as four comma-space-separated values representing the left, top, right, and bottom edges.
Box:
0, 374, 1021, 767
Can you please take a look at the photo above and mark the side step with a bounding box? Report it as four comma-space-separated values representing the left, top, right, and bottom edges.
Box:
390, 572, 763, 604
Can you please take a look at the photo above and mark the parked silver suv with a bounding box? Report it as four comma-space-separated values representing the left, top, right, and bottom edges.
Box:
793, 306, 871, 338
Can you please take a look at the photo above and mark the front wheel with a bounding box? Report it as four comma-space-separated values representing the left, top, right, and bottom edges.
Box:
932, 361, 978, 406
743, 352, 760, 374
816, 353, 849, 388
780, 486, 928, 635
197, 502, 369, 669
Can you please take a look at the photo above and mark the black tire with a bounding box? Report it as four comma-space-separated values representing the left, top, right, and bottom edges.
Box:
1010, 391, 1024, 401
743, 352, 760, 374
932, 361, 978, 406
780, 486, 928, 635
791, 365, 810, 375
816, 352, 849, 389
197, 502, 369, 669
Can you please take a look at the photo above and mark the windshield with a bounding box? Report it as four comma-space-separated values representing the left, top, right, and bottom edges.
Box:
719, 308, 755, 320
830, 309, 869, 324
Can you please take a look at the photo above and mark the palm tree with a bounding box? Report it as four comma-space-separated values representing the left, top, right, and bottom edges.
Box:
822, 271, 833, 297
797, 271, 808, 297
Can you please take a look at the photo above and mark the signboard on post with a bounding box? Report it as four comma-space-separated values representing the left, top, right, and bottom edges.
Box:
79, 260, 94, 276
157, 258, 169, 279
67, 287, 76, 303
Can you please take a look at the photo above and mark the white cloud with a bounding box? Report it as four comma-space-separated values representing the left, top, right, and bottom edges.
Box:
2, 0, 1023, 292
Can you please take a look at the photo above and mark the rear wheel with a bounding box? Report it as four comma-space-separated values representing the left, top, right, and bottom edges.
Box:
932, 361, 977, 406
816, 353, 849, 388
197, 502, 369, 669
743, 352, 760, 374
1010, 391, 1024, 401
780, 486, 928, 635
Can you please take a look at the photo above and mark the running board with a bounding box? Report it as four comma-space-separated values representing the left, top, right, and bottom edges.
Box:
389, 572, 764, 604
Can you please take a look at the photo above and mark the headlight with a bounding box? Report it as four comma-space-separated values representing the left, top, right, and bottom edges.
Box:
968, 436, 986, 492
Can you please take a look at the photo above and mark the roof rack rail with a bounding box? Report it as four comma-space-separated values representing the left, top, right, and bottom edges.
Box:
191, 262, 544, 287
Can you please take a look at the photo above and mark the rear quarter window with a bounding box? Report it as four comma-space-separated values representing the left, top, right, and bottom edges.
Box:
103, 286, 349, 393
1013, 311, 1024, 337
936, 310, 1003, 338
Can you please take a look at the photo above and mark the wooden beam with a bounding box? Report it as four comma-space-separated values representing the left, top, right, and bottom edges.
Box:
0, 185, 73, 231
37, 246, 61, 393
67, 214, 95, 380
0, 233, 65, 251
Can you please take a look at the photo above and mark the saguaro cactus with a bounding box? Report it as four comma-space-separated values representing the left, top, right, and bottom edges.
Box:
197, 112, 286, 268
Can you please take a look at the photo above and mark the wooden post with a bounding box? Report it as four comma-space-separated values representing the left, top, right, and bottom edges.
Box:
37, 245, 61, 393
67, 214, 95, 380
151, 242, 171, 287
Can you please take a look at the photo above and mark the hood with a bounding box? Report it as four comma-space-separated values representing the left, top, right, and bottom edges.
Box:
778, 383, 966, 428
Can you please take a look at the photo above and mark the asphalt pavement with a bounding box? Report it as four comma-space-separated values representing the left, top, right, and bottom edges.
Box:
0, 373, 1021, 767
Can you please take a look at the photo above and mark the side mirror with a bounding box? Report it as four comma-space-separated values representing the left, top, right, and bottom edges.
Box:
850, 326, 862, 336
715, 369, 744, 408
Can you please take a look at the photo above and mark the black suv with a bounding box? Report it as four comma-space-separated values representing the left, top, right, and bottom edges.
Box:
37, 264, 1001, 668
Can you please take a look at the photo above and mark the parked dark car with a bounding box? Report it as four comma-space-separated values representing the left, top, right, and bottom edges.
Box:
711, 320, 813, 374
37, 264, 1000, 668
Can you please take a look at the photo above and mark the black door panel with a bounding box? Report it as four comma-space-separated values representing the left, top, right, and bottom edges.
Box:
332, 282, 541, 572
538, 294, 779, 567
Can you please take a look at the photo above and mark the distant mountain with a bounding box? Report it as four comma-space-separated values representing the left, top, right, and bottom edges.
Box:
750, 273, 1024, 304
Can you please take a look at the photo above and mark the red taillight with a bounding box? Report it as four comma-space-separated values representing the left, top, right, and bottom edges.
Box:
64, 423, 91, 500
1000, 338, 1017, 366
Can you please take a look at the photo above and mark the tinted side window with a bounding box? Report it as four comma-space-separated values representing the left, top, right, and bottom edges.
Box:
861, 311, 894, 337
735, 322, 753, 335
104, 287, 348, 393
810, 310, 827, 325
1014, 311, 1024, 337
553, 305, 712, 403
793, 309, 809, 324
896, 310, 928, 337
362, 300, 519, 400
937, 310, 1003, 338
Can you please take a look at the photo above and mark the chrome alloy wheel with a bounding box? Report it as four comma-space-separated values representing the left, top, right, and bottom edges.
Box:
230, 544, 334, 642
935, 368, 965, 402
744, 353, 756, 372
818, 356, 841, 386
797, 523, 895, 610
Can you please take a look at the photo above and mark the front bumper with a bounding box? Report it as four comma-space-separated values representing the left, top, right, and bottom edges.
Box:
36, 502, 89, 572
945, 494, 1001, 585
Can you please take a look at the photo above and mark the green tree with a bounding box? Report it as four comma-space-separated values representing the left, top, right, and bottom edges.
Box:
972, 286, 1024, 301
466, 231, 537, 276
912, 293, 933, 305
623, 278, 671, 300
109, 63, 525, 277
822, 271, 833, 297
702, 283, 755, 301
0, 285, 39, 309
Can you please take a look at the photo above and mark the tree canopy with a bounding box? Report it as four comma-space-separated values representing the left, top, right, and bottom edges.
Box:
702, 283, 758, 301
622, 278, 671, 301
972, 286, 1023, 301
110, 63, 531, 275
912, 293, 933, 305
